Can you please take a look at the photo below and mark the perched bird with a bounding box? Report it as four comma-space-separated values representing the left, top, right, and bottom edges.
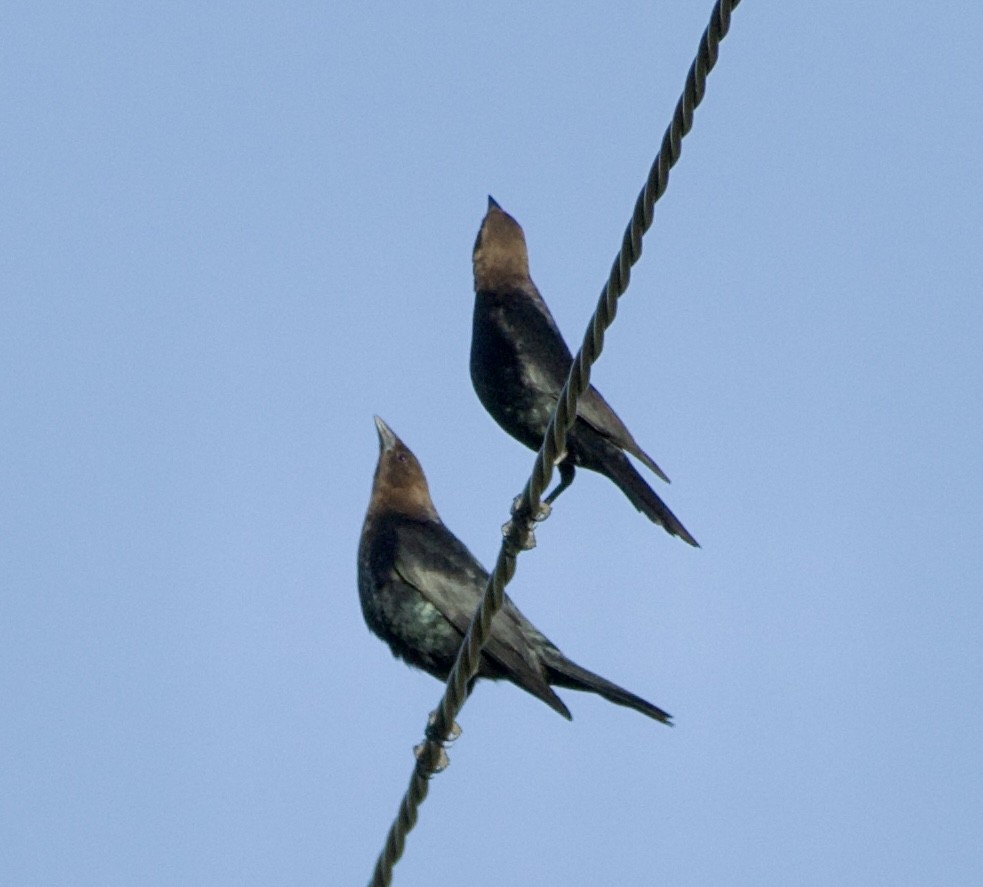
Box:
358, 416, 672, 725
470, 196, 698, 547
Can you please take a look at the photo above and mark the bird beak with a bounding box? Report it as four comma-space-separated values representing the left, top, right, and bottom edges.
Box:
487, 194, 501, 211
373, 415, 398, 452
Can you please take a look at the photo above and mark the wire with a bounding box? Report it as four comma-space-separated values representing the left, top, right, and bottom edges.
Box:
368, 2, 743, 883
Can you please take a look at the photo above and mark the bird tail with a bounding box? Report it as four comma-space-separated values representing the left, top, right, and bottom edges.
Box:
601, 453, 700, 547
544, 652, 672, 725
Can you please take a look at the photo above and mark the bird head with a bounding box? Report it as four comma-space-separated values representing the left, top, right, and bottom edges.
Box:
472, 195, 531, 291
369, 417, 440, 521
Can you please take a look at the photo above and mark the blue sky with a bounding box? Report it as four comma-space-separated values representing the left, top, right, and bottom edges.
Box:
2, 2, 981, 885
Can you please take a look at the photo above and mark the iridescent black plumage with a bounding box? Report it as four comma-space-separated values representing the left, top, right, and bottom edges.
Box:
357, 417, 672, 724
470, 197, 698, 546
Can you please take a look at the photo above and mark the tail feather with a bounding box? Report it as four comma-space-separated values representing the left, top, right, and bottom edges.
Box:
635, 448, 671, 484
544, 652, 672, 725
601, 453, 699, 547
530, 683, 573, 721
489, 660, 574, 720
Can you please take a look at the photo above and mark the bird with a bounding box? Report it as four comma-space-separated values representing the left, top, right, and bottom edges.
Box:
357, 416, 672, 725
470, 196, 698, 547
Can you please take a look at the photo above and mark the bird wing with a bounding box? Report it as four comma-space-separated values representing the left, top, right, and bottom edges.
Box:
576, 386, 669, 481
391, 519, 555, 693
505, 286, 669, 481
499, 285, 574, 392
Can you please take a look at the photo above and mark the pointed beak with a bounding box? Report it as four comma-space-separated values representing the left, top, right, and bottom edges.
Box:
487, 194, 501, 211
373, 415, 398, 452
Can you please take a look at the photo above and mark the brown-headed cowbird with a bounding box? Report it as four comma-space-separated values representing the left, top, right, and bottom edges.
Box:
470, 197, 698, 547
358, 416, 672, 725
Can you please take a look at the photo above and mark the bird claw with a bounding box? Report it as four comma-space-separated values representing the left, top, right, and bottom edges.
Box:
502, 493, 552, 553
413, 740, 450, 774
426, 710, 462, 743
502, 517, 537, 552
413, 711, 461, 775
510, 494, 551, 523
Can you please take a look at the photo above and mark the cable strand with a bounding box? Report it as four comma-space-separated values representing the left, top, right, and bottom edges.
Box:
368, 3, 741, 883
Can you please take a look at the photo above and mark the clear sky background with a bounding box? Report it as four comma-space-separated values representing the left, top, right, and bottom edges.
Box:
3, 3, 981, 885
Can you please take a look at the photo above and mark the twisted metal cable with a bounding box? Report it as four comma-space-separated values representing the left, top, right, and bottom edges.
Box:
369, 2, 741, 884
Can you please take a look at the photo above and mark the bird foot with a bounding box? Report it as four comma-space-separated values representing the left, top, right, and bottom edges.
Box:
510, 494, 552, 523
426, 710, 462, 743
412, 711, 462, 774
413, 740, 450, 774
502, 517, 537, 552
501, 495, 552, 552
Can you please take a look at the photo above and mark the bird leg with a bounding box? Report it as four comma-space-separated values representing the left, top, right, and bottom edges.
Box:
544, 461, 576, 506
501, 456, 569, 549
